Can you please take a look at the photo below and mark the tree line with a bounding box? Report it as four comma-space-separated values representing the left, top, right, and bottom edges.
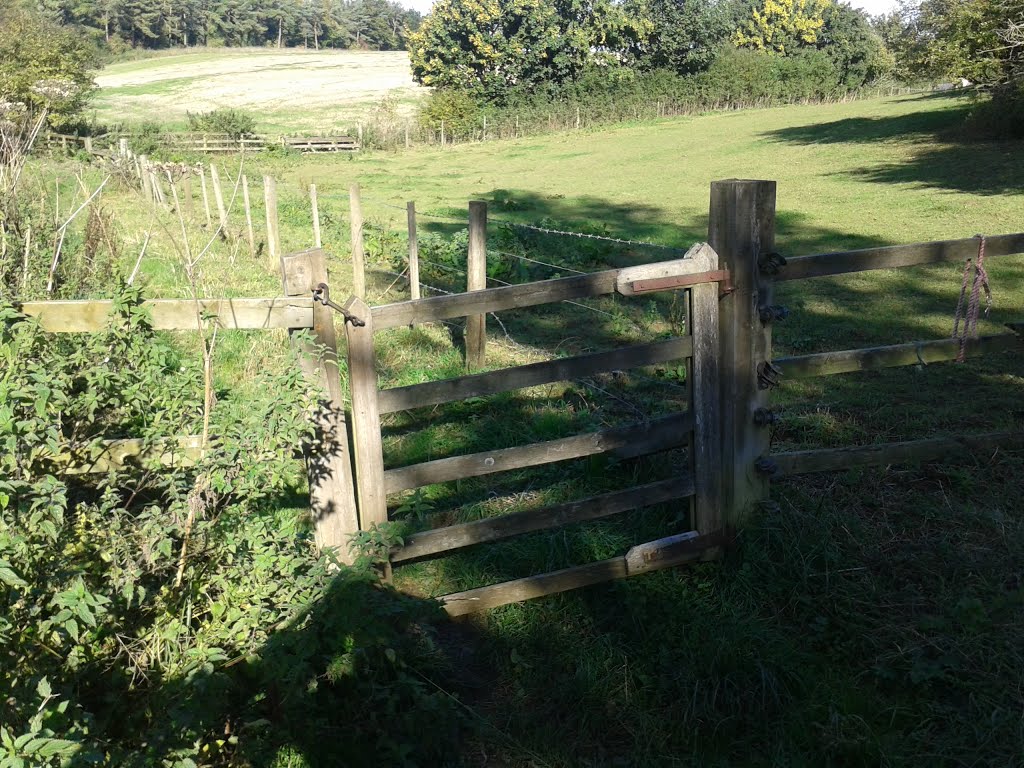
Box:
36, 0, 421, 51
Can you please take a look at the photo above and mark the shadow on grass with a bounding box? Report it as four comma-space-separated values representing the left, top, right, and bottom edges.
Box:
761, 93, 1024, 196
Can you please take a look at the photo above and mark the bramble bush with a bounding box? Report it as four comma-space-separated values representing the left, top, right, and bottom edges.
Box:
0, 286, 463, 766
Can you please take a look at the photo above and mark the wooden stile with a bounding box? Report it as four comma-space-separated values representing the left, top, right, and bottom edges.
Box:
709, 179, 776, 529
281, 249, 359, 562
465, 200, 488, 369
349, 183, 366, 299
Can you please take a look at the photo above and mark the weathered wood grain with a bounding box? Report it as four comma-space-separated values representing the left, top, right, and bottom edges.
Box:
615, 243, 718, 295
773, 431, 1024, 476
383, 412, 693, 494
371, 269, 620, 330
779, 232, 1024, 282
17, 297, 314, 332
440, 531, 721, 616
392, 476, 694, 563
774, 333, 1022, 378
466, 201, 487, 369
377, 336, 694, 414
349, 183, 366, 300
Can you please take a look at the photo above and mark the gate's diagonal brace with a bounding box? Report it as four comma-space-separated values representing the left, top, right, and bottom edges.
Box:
626, 269, 735, 298
312, 282, 366, 326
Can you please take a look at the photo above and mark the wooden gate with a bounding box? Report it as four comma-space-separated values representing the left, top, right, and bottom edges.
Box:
339, 241, 730, 615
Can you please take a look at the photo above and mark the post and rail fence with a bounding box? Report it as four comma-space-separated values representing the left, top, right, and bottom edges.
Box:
13, 179, 1024, 611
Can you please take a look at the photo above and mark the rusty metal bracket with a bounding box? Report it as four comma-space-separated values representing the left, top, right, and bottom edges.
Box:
312, 283, 366, 326
628, 269, 735, 298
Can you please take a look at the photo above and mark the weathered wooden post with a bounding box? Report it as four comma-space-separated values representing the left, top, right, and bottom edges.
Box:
349, 183, 366, 299
264, 176, 281, 273
466, 200, 487, 369
241, 174, 256, 258
708, 179, 777, 531
407, 201, 420, 305
343, 297, 388, 531
209, 163, 228, 231
310, 183, 322, 248
281, 248, 360, 563
198, 167, 213, 228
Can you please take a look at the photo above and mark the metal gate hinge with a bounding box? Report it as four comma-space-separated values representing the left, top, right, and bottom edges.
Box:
312, 283, 366, 326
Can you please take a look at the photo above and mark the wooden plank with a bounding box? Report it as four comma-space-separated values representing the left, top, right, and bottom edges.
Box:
343, 296, 388, 528
689, 244, 723, 534
377, 336, 694, 414
282, 249, 359, 562
349, 184, 366, 299
441, 531, 721, 616
778, 233, 1024, 282
615, 243, 718, 296
17, 297, 314, 332
392, 476, 695, 563
773, 431, 1024, 476
775, 332, 1022, 379
59, 435, 204, 474
466, 200, 487, 369
371, 269, 619, 330
710, 179, 777, 529
384, 412, 693, 494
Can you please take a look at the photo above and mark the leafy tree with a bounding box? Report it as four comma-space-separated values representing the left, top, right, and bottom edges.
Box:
0, 3, 97, 128
817, 2, 892, 88
408, 0, 650, 101
631, 0, 732, 74
734, 0, 832, 54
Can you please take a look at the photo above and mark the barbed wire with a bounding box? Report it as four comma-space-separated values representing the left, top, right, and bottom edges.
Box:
489, 249, 589, 276
491, 220, 687, 253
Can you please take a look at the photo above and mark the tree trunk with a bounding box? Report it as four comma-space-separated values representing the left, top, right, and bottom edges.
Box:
277, 17, 283, 48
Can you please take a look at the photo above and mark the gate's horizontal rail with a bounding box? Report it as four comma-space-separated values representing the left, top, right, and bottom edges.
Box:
384, 412, 692, 494
773, 430, 1024, 476
371, 247, 719, 331
16, 298, 315, 332
778, 232, 1024, 282
392, 476, 694, 563
378, 336, 693, 414
774, 331, 1022, 379
440, 531, 723, 616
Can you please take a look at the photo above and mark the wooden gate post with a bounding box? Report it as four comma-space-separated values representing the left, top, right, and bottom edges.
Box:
466, 200, 487, 369
708, 179, 777, 530
281, 248, 360, 564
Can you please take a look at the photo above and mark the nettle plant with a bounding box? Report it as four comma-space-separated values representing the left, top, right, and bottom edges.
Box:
0, 286, 462, 766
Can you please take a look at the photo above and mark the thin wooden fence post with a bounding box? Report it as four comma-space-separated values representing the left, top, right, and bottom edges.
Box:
349, 183, 366, 299
407, 201, 420, 305
343, 296, 388, 531
281, 248, 359, 563
708, 179, 777, 531
466, 200, 487, 369
310, 183, 322, 248
209, 163, 228, 231
264, 176, 281, 273
688, 243, 723, 541
241, 175, 256, 257
198, 167, 213, 228
181, 174, 194, 218
139, 155, 152, 198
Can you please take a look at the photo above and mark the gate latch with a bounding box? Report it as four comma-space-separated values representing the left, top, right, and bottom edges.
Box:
627, 269, 735, 298
312, 283, 366, 327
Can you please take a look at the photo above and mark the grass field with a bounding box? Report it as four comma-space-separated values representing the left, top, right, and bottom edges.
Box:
91, 48, 421, 133
30, 89, 1024, 765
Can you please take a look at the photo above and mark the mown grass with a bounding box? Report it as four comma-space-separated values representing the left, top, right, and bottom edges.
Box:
30, 90, 1024, 765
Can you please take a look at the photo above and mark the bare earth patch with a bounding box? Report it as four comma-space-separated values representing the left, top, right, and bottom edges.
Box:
93, 49, 423, 131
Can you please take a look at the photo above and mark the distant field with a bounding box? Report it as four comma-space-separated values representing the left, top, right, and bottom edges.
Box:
91, 48, 423, 133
